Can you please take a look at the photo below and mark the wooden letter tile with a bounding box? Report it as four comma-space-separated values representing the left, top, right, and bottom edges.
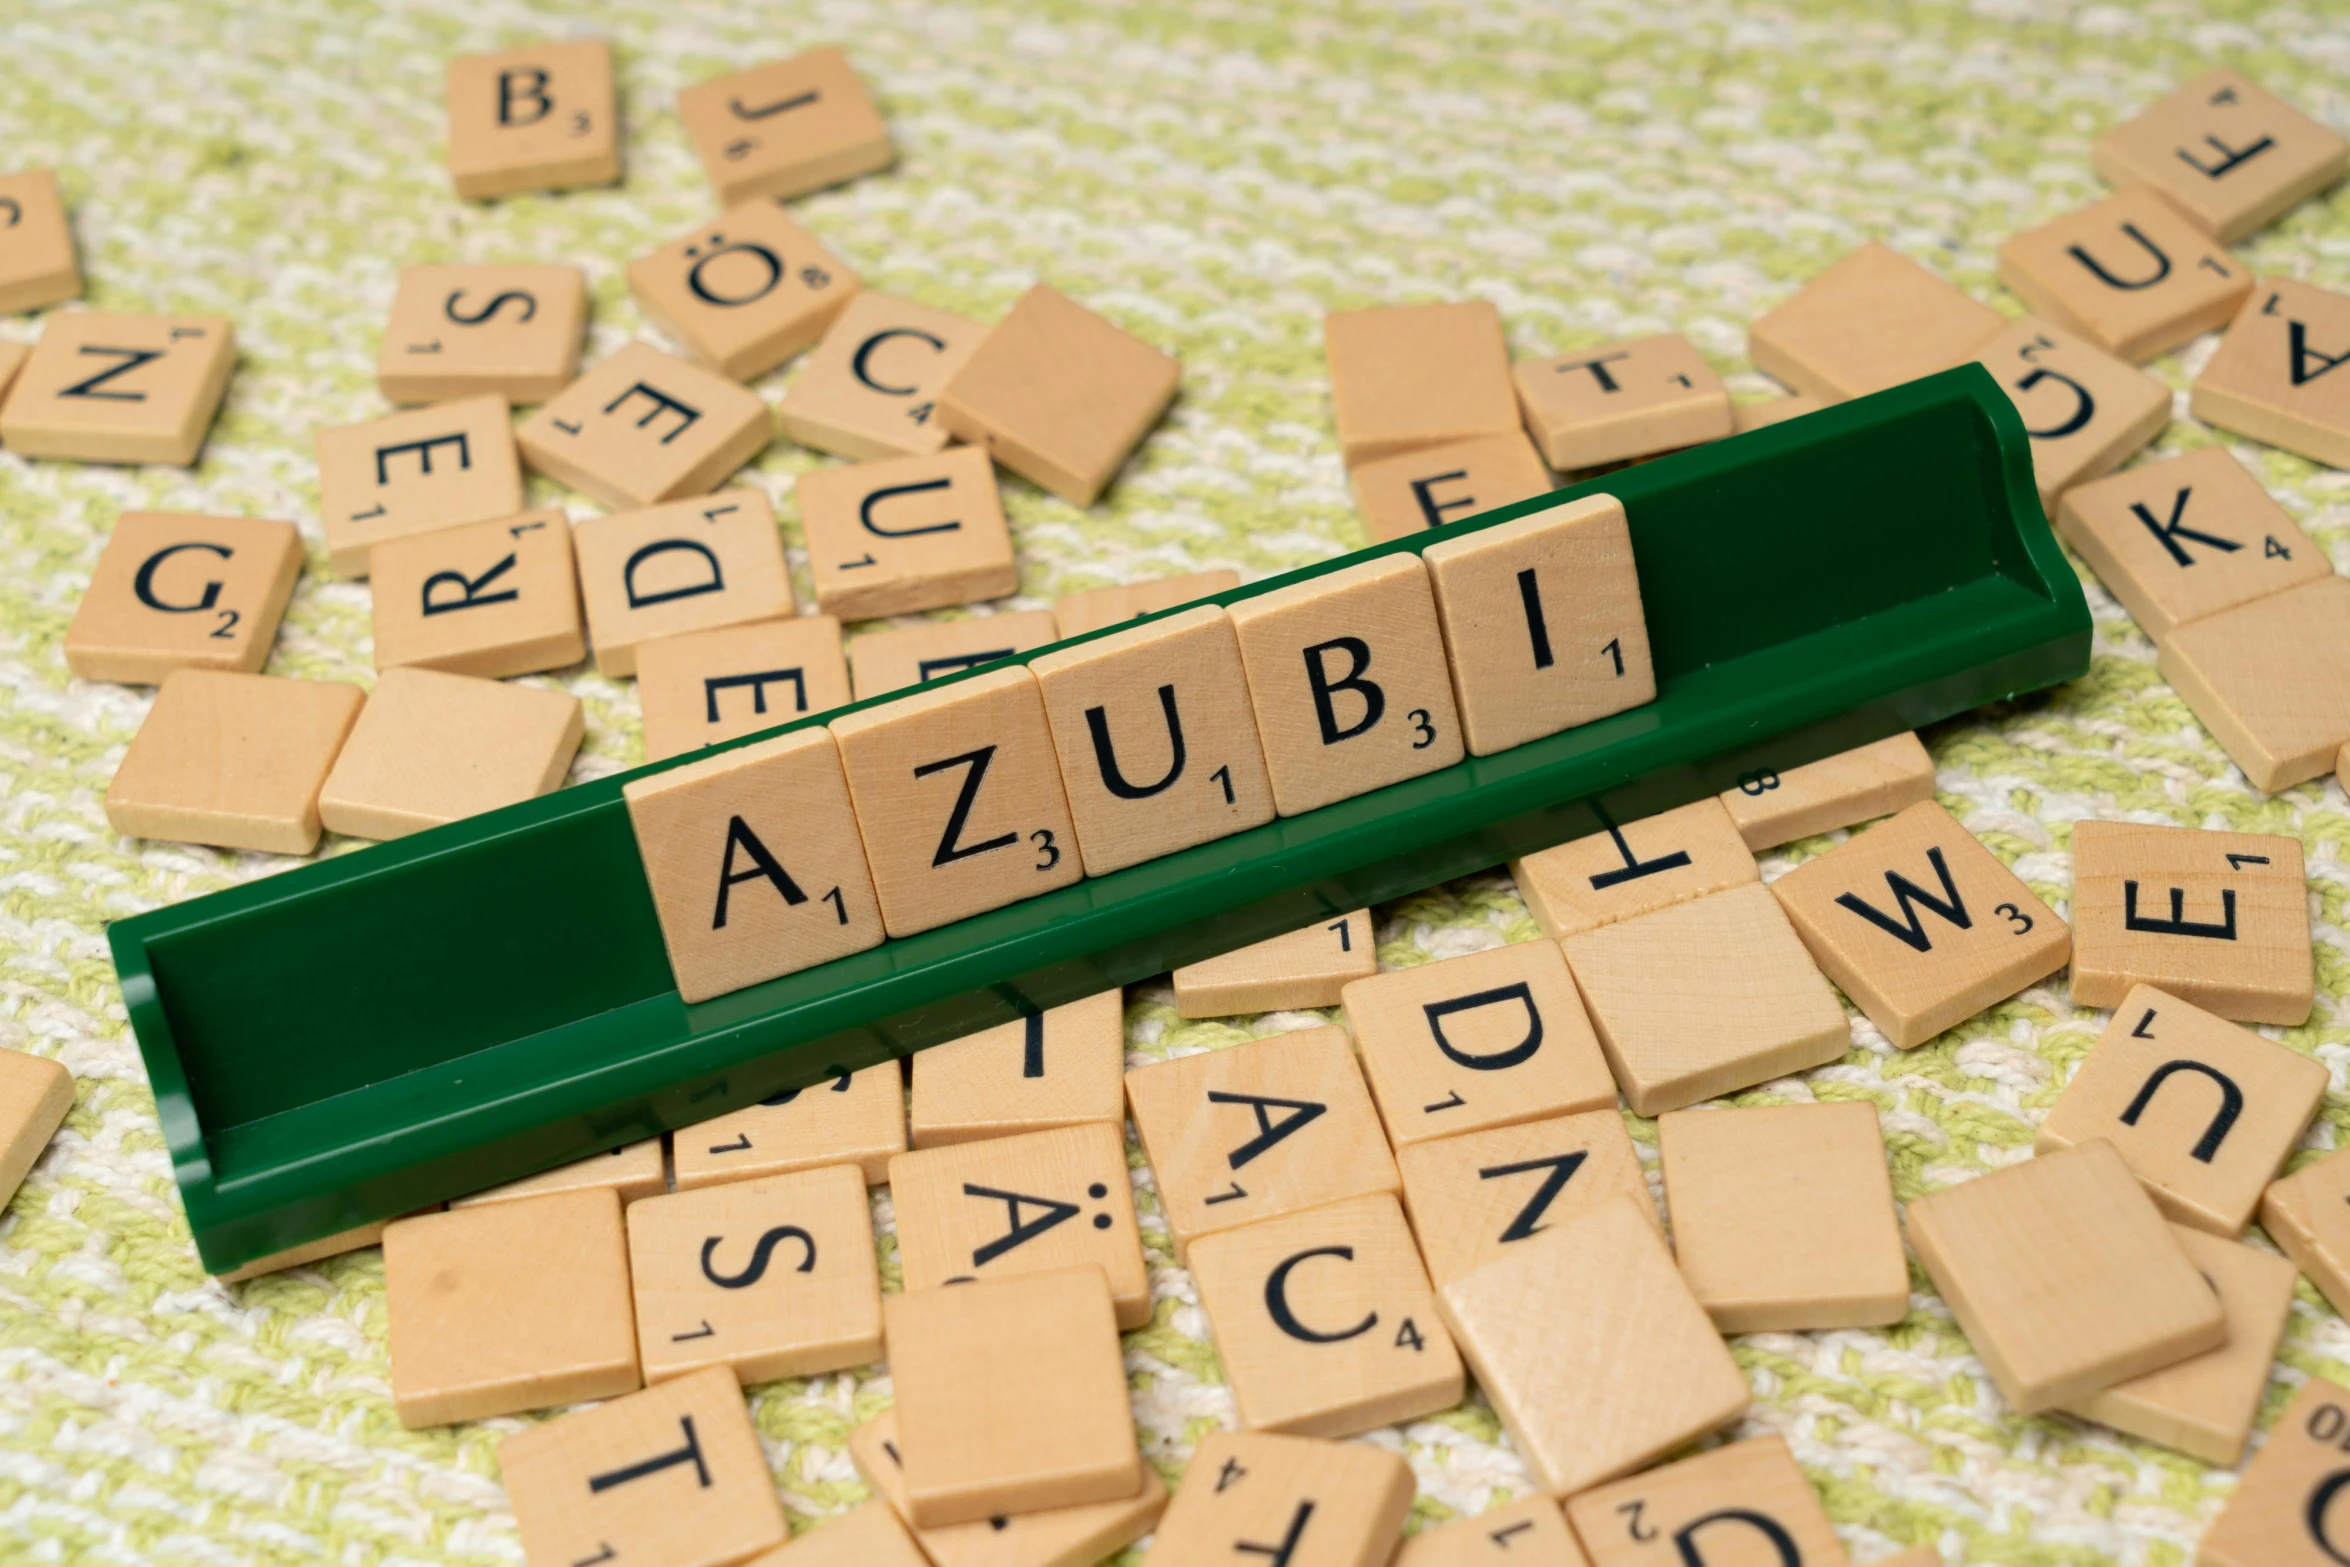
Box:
848, 609, 1058, 701
884, 1266, 1141, 1527
1393, 1495, 1588, 1567
2070, 820, 2311, 1024
498, 1365, 784, 1567
1970, 317, 2171, 510
1053, 568, 1240, 640
1323, 300, 1521, 465
317, 667, 581, 840
1658, 1100, 1909, 1332
1143, 1429, 1413, 1567
369, 508, 584, 679
1748, 244, 2006, 402
2159, 572, 2350, 794
678, 49, 893, 207
1187, 1191, 1464, 1436
445, 39, 620, 201
1565, 1434, 1840, 1567
800, 445, 1018, 619
1904, 1139, 2223, 1413
0, 1049, 73, 1213
1511, 333, 1732, 471
1769, 800, 2070, 1049
637, 615, 850, 762
451, 1137, 665, 1209
0, 169, 78, 314
2198, 1375, 2350, 1567
1560, 882, 1851, 1115
1171, 909, 1377, 1018
1031, 605, 1277, 874
830, 665, 1081, 936
2193, 277, 2350, 468
627, 201, 859, 382
890, 1121, 1149, 1326
1719, 731, 1936, 851
0, 341, 24, 407
66, 512, 301, 683
573, 489, 796, 676
1437, 1195, 1748, 1498
518, 342, 773, 511
672, 1060, 904, 1190
626, 1162, 880, 1384
315, 395, 524, 577
1228, 555, 1462, 815
1423, 493, 1655, 756
1730, 393, 1826, 433
377, 263, 586, 405
2093, 68, 2348, 243
908, 989, 1125, 1148
105, 671, 363, 855
745, 1501, 926, 1567
1122, 1024, 1399, 1258
1348, 431, 1552, 544
777, 290, 985, 460
1996, 188, 2251, 362
1395, 1107, 1658, 1289
1509, 796, 1758, 939
0, 311, 233, 465
849, 1409, 1166, 1567
384, 1188, 640, 1427
214, 1218, 394, 1285
2263, 1147, 2350, 1317
1341, 939, 1616, 1149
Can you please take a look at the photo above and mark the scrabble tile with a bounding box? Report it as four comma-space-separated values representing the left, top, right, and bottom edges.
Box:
776, 290, 985, 460
0, 169, 79, 314
627, 201, 859, 382
671, 1061, 905, 1189
214, 1218, 394, 1284
1394, 1108, 1658, 1289
1142, 1429, 1413, 1567
2187, 1375, 2350, 1567
1437, 1195, 1748, 1498
622, 727, 884, 1003
1565, 1434, 1840, 1567
1392, 1496, 1588, 1567
1228, 555, 1462, 815
0, 341, 24, 405
498, 1365, 784, 1567
383, 1187, 640, 1426
1747, 244, 2006, 402
2093, 68, 2349, 243
1052, 568, 1241, 640
0, 311, 233, 465
451, 1137, 665, 1209
65, 512, 302, 683
377, 263, 587, 406
316, 667, 581, 841
746, 1501, 926, 1567
315, 395, 524, 578
830, 665, 1081, 936
884, 1267, 1141, 1526
1971, 316, 2171, 510
0, 1050, 72, 1212
1996, 188, 2251, 363
518, 342, 773, 512
678, 48, 893, 208
890, 1121, 1148, 1327
1769, 800, 2070, 1049
1905, 1139, 2223, 1413
637, 615, 850, 762
1341, 939, 1616, 1149
573, 489, 797, 677
2159, 573, 2350, 794
1122, 1025, 1399, 1258
2070, 821, 2313, 1025
1323, 300, 1521, 465
1719, 732, 1936, 852
2054, 447, 2327, 643
1511, 333, 1733, 471
1170, 909, 1377, 1018
937, 284, 1181, 507
849, 1410, 1169, 1567
1658, 1100, 1909, 1332
1561, 882, 1851, 1115
1348, 431, 1553, 544
1508, 797, 1758, 940
1188, 1191, 1464, 1436
800, 445, 1019, 620
1729, 394, 1825, 433
626, 1162, 880, 1385
2192, 277, 2350, 468
2061, 1222, 2293, 1463
369, 508, 584, 679
2264, 1149, 2350, 1315
445, 38, 619, 201
849, 609, 1059, 701
1031, 605, 1277, 875
104, 671, 364, 855
907, 989, 1125, 1148
1422, 493, 1655, 756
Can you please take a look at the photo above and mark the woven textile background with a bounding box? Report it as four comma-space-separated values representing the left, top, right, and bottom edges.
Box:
5, 1, 2350, 1562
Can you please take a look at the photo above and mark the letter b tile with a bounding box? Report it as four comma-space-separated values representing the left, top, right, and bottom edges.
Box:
2069, 820, 2311, 1024
572, 489, 797, 676
445, 39, 621, 201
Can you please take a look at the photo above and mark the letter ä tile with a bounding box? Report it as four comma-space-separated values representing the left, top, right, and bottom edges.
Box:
636, 614, 850, 762
315, 395, 525, 578
678, 48, 894, 208
1969, 316, 2170, 511
849, 1409, 1168, 1567
800, 444, 1018, 620
377, 263, 587, 406
1394, 1107, 1660, 1289
671, 1060, 905, 1190
518, 342, 773, 511
2193, 277, 2350, 470
1564, 1435, 1840, 1567
1141, 1429, 1414, 1567
0, 311, 235, 466
1508, 796, 1758, 939
1996, 188, 2251, 362
777, 290, 986, 461
445, 39, 620, 201
2092, 68, 2348, 244
1347, 430, 1553, 544
627, 200, 859, 382
1391, 1495, 1586, 1567
848, 609, 1058, 702
907, 988, 1126, 1149
1170, 908, 1377, 1018
2188, 1375, 2350, 1566
2069, 820, 2311, 1024
65, 512, 302, 684
572, 489, 796, 677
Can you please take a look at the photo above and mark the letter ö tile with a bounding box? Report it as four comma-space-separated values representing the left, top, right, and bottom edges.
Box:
2186, 1374, 2350, 1566
626, 200, 859, 381
572, 489, 796, 676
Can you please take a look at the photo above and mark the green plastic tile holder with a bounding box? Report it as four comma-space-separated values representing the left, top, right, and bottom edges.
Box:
112, 365, 2089, 1274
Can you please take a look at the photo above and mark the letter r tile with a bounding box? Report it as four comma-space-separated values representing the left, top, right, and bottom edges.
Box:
2068, 820, 2311, 1024
445, 39, 621, 201
572, 489, 797, 676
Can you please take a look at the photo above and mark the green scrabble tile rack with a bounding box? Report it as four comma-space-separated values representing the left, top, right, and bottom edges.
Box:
110, 364, 2090, 1273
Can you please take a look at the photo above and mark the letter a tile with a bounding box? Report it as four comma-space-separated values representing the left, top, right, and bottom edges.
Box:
627, 201, 859, 382
1395, 1108, 1659, 1289
0, 311, 234, 465
777, 290, 986, 461
1996, 188, 2251, 362
2069, 821, 2311, 1024
1969, 317, 2170, 511
377, 263, 587, 406
672, 1060, 905, 1189
1142, 1429, 1414, 1567
1171, 909, 1378, 1018
636, 615, 851, 762
2192, 277, 2350, 469
1509, 796, 1758, 939
2093, 68, 2348, 243
65, 512, 302, 683
1392, 1496, 1588, 1567
2173, 1374, 2350, 1566
445, 39, 621, 201
908, 989, 1126, 1149
573, 489, 797, 676
678, 48, 894, 208
518, 342, 773, 511
849, 1409, 1168, 1567
1565, 1434, 1841, 1567
0, 169, 79, 314
799, 445, 1019, 619
369, 508, 584, 679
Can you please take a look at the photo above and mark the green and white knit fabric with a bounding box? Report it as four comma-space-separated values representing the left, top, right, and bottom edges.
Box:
4, 1, 2349, 1562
